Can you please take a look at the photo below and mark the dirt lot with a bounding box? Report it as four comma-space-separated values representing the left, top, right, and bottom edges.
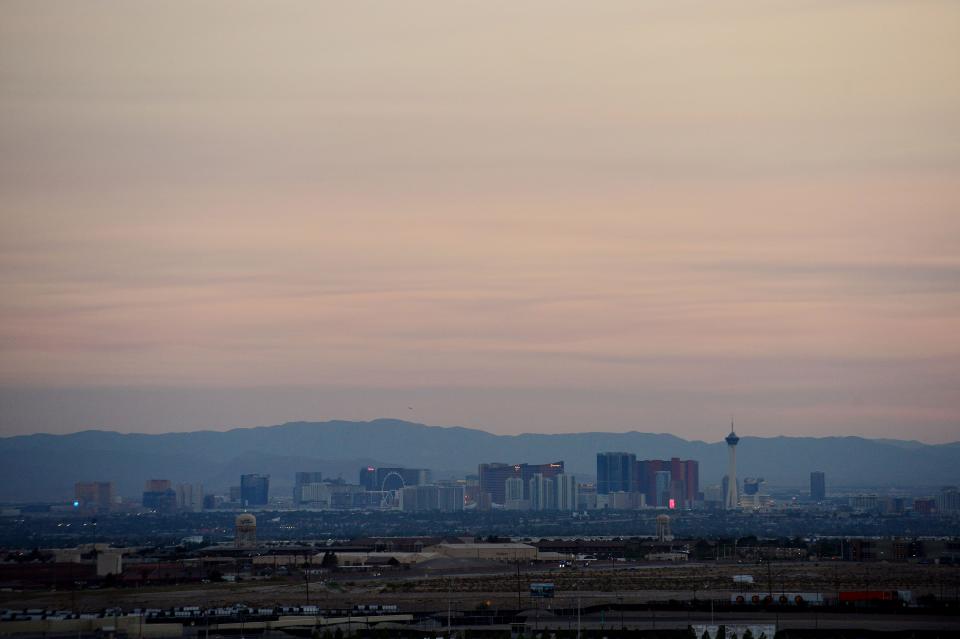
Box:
1, 561, 957, 611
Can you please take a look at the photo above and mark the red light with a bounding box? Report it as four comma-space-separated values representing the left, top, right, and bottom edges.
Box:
669, 499, 676, 509
367, 467, 375, 471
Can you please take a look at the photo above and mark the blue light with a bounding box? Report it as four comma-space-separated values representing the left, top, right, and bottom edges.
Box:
73, 500, 80, 508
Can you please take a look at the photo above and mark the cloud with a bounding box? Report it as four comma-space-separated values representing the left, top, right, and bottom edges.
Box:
1, 1, 958, 441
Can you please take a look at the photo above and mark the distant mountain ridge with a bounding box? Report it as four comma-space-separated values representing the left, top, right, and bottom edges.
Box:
0, 419, 957, 502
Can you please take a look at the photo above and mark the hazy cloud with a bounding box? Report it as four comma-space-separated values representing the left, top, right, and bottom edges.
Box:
1, 1, 958, 442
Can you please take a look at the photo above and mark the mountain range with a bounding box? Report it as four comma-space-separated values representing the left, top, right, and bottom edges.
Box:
1, 419, 958, 502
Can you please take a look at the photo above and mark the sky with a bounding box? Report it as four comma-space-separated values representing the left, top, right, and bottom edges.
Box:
1, 1, 959, 443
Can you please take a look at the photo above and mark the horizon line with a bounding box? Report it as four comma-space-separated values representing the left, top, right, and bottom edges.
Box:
3, 417, 956, 447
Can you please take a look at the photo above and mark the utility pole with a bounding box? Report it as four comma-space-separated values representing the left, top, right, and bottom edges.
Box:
767, 559, 773, 600
576, 595, 581, 639
516, 560, 522, 610
305, 554, 311, 607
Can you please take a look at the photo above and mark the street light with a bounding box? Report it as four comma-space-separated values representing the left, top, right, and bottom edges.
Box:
619, 594, 624, 631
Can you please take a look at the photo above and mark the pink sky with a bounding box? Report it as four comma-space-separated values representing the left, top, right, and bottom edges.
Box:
1, 1, 958, 442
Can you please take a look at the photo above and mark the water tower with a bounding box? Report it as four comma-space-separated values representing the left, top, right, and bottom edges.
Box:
235, 513, 257, 549
656, 514, 673, 542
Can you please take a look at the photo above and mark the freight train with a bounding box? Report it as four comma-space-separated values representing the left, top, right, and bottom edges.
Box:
730, 591, 912, 607
1, 603, 400, 622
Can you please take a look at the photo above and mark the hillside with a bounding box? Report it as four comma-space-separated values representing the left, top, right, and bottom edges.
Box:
0, 419, 957, 501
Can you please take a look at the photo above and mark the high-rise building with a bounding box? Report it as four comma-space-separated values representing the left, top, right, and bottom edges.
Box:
704, 484, 723, 508
478, 463, 515, 505
596, 452, 636, 495
74, 481, 115, 514
437, 485, 465, 512
725, 423, 740, 510
810, 471, 826, 501
529, 474, 545, 510
400, 484, 441, 512
743, 477, 764, 496
504, 476, 529, 510
937, 486, 959, 513
683, 459, 700, 504
176, 483, 204, 512
144, 479, 171, 493
849, 493, 879, 512
577, 482, 596, 510
142, 479, 176, 513
478, 461, 564, 505
608, 491, 640, 509
635, 458, 700, 507
297, 482, 364, 509
298, 482, 326, 506
240, 474, 270, 507
528, 473, 557, 511
294, 472, 323, 505
399, 486, 418, 512
881, 495, 907, 515
913, 497, 937, 514
416, 484, 439, 511
505, 477, 524, 501
555, 474, 578, 511
654, 470, 672, 508
359, 467, 377, 491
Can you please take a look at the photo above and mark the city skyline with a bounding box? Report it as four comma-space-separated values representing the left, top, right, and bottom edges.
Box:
2, 2, 959, 443
1, 3, 958, 630
2, 418, 955, 506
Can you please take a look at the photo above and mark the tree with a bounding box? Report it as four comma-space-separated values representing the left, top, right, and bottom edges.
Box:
702, 631, 711, 639
321, 551, 338, 569
716, 625, 726, 639
743, 630, 754, 639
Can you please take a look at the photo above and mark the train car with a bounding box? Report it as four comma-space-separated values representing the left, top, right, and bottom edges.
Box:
731, 592, 824, 606
838, 590, 911, 605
